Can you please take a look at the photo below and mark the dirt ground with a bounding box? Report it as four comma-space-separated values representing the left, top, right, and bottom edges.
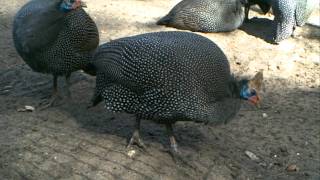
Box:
0, 0, 319, 179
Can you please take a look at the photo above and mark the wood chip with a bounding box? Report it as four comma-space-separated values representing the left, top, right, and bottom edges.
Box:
17, 105, 35, 112
245, 150, 260, 161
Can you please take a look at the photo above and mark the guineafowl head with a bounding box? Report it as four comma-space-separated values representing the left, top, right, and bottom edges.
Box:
239, 71, 263, 107
59, 0, 86, 12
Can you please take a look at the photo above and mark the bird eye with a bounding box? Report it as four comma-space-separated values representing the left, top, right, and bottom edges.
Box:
250, 89, 256, 96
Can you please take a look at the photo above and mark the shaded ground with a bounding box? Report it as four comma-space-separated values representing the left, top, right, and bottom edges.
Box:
0, 0, 319, 179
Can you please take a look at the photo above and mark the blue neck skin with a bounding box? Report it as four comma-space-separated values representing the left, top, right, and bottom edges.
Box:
240, 83, 251, 100
59, 2, 73, 13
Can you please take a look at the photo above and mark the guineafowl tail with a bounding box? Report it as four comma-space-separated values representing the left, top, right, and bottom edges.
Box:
156, 15, 172, 25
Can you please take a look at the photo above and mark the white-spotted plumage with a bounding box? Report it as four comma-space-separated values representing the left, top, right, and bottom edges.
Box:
92, 31, 242, 124
270, 0, 316, 42
157, 0, 246, 32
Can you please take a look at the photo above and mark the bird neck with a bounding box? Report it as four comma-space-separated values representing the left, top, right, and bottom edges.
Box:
59, 2, 74, 13
239, 80, 250, 100
204, 77, 243, 124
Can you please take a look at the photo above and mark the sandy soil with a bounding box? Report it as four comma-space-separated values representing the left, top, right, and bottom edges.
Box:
0, 0, 319, 179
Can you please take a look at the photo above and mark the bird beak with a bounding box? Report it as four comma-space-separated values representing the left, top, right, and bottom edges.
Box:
248, 95, 260, 108
80, 1, 87, 8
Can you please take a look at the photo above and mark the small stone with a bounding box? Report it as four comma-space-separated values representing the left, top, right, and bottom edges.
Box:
127, 150, 136, 158
279, 146, 288, 153
268, 163, 274, 169
245, 150, 260, 161
262, 113, 268, 118
286, 164, 299, 172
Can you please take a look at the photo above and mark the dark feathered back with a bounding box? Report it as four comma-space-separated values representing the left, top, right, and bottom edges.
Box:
13, 0, 99, 75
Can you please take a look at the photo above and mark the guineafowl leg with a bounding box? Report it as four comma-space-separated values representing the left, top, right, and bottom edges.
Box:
166, 123, 187, 163
127, 117, 146, 149
65, 74, 72, 98
166, 123, 179, 153
39, 76, 62, 110
244, 5, 250, 22
165, 123, 193, 167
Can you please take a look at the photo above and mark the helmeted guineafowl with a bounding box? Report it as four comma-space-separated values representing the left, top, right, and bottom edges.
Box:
88, 31, 263, 160
271, 0, 316, 43
157, 0, 247, 32
245, 0, 316, 43
13, 0, 99, 108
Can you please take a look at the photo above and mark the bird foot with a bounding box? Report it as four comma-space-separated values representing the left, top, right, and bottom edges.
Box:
127, 131, 147, 151
167, 145, 193, 168
38, 93, 63, 110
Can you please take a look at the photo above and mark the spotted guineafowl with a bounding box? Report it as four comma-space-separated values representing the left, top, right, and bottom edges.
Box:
272, 0, 317, 43
157, 0, 247, 32
88, 31, 263, 160
13, 0, 99, 108
245, 0, 316, 43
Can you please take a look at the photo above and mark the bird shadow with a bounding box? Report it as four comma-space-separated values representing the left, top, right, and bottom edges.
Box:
62, 100, 208, 153
239, 17, 275, 43
0, 63, 206, 155
299, 23, 320, 41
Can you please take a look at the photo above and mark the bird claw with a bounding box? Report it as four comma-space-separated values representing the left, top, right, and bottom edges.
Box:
38, 94, 63, 110
127, 131, 147, 151
168, 147, 193, 168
